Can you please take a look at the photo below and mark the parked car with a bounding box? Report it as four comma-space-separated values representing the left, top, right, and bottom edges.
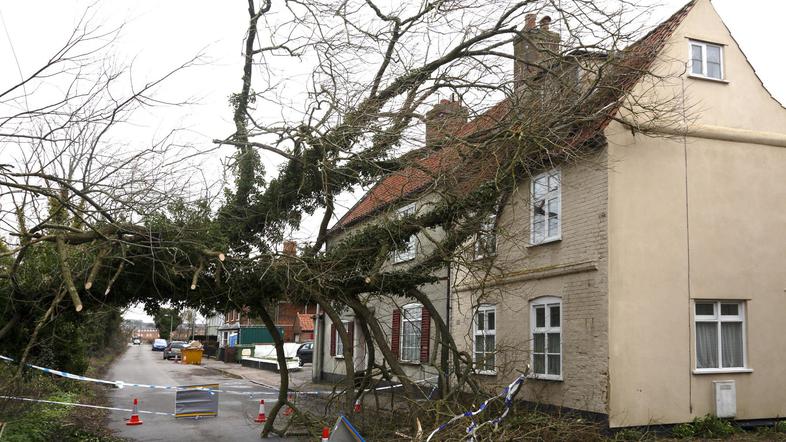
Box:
296, 342, 313, 366
163, 341, 187, 360
152, 338, 167, 351
132, 337, 141, 345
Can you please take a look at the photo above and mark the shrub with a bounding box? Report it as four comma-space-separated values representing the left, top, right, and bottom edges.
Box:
613, 428, 650, 441
671, 414, 736, 439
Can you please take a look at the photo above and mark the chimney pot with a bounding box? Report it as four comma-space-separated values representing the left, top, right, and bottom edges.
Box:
283, 240, 297, 256
514, 14, 561, 90
540, 16, 552, 32
525, 13, 536, 30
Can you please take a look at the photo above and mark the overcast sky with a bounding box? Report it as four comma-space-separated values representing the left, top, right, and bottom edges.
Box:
1, 0, 783, 322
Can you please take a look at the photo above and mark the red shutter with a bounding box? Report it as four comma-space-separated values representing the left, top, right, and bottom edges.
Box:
330, 323, 336, 356
347, 321, 355, 356
420, 307, 431, 363
391, 309, 401, 360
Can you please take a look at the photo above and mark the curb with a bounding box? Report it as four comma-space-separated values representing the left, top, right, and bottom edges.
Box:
202, 361, 330, 395
203, 365, 244, 380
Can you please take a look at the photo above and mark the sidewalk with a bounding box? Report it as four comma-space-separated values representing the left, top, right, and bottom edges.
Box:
200, 356, 333, 395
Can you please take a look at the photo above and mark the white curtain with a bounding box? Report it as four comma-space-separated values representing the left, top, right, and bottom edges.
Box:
721, 322, 743, 367
696, 322, 718, 368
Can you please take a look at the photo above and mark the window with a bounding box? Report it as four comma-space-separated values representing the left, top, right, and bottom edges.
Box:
400, 304, 422, 362
393, 203, 417, 263
531, 170, 561, 244
689, 40, 723, 80
474, 213, 497, 259
335, 321, 351, 357
531, 297, 561, 380
474, 305, 496, 373
695, 301, 746, 370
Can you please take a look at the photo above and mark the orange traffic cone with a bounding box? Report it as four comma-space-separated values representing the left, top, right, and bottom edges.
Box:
283, 393, 294, 416
321, 426, 330, 442
254, 399, 266, 423
126, 398, 143, 425
353, 397, 362, 413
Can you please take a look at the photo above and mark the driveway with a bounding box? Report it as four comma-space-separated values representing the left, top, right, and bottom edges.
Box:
106, 344, 299, 441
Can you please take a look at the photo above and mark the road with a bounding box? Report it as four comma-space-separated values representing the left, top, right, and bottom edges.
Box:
107, 344, 295, 441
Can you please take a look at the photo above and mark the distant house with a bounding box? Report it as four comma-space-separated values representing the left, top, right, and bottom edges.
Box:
134, 328, 159, 342
274, 302, 317, 342
218, 301, 317, 350
315, 0, 786, 427
296, 313, 315, 342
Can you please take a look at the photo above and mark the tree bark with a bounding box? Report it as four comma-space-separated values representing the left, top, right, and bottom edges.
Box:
257, 302, 289, 438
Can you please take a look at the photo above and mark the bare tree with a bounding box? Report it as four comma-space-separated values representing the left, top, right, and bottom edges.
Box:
0, 9, 225, 378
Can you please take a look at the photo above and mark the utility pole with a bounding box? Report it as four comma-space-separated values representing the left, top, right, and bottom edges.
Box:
168, 314, 173, 342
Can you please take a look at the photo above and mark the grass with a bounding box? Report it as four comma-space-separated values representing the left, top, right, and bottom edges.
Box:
0, 347, 128, 441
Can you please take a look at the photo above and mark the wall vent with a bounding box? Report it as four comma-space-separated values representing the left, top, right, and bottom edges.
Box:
713, 380, 736, 418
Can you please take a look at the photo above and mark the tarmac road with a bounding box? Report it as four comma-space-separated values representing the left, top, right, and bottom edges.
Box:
107, 344, 295, 441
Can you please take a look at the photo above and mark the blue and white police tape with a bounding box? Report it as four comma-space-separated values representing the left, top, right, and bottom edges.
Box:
425, 373, 527, 442
0, 395, 175, 416
0, 355, 117, 386
2, 354, 438, 400
0, 354, 265, 396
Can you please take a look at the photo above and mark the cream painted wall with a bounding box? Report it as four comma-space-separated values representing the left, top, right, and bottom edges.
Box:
607, 1, 786, 427
607, 125, 786, 426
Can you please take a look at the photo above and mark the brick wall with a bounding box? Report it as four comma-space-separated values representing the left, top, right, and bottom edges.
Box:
452, 149, 609, 414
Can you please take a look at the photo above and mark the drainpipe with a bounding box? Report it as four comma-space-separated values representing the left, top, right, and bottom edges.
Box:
439, 263, 451, 396
313, 304, 324, 382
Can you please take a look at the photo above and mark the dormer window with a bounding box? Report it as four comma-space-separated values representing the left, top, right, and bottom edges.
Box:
689, 40, 723, 80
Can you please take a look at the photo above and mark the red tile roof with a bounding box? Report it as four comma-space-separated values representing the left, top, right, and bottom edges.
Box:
332, 1, 694, 230
297, 313, 314, 332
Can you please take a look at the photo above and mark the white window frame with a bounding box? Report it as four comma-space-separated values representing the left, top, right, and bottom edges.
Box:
400, 304, 422, 363
393, 203, 418, 263
474, 212, 498, 260
693, 300, 750, 374
473, 304, 497, 375
530, 297, 562, 380
688, 40, 724, 80
530, 169, 561, 245
334, 320, 351, 359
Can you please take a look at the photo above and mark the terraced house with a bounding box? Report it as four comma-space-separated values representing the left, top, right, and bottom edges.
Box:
313, 0, 786, 427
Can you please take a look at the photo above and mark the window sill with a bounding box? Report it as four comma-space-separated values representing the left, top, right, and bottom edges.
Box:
334, 355, 344, 359
528, 374, 563, 381
687, 74, 729, 84
393, 256, 415, 265
473, 253, 497, 262
399, 360, 422, 366
527, 237, 561, 248
475, 370, 497, 376
693, 368, 753, 375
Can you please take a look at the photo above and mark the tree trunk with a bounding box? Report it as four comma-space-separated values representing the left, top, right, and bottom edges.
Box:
343, 296, 415, 392
257, 303, 289, 438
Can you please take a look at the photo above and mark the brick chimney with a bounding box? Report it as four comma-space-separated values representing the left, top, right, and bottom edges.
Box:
282, 240, 297, 256
425, 98, 468, 148
513, 14, 561, 89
